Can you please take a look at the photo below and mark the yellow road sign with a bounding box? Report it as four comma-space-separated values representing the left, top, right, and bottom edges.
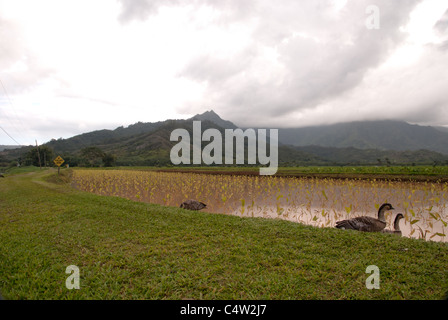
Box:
54, 156, 64, 167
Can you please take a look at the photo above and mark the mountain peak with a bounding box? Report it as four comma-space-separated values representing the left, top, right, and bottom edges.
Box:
204, 109, 218, 116
194, 110, 221, 120
190, 110, 238, 129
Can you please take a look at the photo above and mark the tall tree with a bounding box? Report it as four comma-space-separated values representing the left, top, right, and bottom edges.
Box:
25, 146, 54, 167
80, 146, 105, 167
102, 153, 116, 167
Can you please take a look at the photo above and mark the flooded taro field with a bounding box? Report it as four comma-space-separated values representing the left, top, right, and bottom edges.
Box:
72, 169, 448, 242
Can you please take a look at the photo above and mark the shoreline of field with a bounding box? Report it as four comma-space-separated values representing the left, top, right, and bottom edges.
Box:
3, 165, 448, 183
155, 167, 448, 183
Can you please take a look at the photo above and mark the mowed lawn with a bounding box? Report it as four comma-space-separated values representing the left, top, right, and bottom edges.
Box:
0, 169, 447, 299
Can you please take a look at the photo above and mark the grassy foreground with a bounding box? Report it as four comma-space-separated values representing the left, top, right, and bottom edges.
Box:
0, 169, 447, 299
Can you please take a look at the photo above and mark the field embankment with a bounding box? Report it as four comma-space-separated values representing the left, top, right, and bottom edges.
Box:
0, 169, 447, 299
156, 165, 448, 183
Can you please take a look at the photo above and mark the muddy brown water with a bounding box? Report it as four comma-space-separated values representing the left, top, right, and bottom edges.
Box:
72, 170, 448, 242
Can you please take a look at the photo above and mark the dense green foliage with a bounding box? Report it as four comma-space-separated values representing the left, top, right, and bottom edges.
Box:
21, 145, 54, 167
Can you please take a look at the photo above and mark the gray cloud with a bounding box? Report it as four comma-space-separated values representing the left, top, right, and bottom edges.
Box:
0, 17, 22, 70
2, 0, 447, 146
116, 0, 257, 25
1, 56, 56, 95
116, 0, 184, 23
176, 0, 423, 126
0, 16, 56, 95
434, 8, 448, 50
434, 8, 448, 33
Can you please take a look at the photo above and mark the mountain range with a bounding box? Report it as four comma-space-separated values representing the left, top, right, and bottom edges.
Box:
1, 110, 448, 167
279, 120, 448, 154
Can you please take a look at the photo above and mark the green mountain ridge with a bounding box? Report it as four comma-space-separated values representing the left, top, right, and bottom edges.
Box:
0, 145, 24, 152
279, 120, 448, 154
1, 111, 448, 166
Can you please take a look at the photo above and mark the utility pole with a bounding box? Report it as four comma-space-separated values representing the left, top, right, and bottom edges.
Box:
36, 140, 42, 169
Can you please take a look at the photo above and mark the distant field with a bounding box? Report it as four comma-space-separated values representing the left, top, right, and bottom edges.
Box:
3, 164, 448, 177
277, 165, 448, 176
69, 165, 448, 182
125, 165, 448, 175
1, 168, 447, 299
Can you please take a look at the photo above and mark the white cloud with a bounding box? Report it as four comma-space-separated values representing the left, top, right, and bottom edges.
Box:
1, 0, 447, 145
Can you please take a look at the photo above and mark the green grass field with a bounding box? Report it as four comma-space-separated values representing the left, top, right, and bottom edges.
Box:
0, 168, 447, 299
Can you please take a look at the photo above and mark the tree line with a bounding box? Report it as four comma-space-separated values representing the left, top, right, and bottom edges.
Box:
20, 146, 116, 167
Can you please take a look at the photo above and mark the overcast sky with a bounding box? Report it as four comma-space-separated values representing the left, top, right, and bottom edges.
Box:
1, 0, 448, 145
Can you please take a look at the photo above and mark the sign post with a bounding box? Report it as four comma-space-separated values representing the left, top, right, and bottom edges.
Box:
54, 156, 65, 175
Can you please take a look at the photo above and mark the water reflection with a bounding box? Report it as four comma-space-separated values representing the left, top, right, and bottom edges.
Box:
72, 170, 448, 242
211, 179, 448, 242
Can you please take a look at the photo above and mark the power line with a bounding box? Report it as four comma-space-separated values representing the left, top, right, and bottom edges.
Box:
0, 77, 27, 145
0, 125, 22, 146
